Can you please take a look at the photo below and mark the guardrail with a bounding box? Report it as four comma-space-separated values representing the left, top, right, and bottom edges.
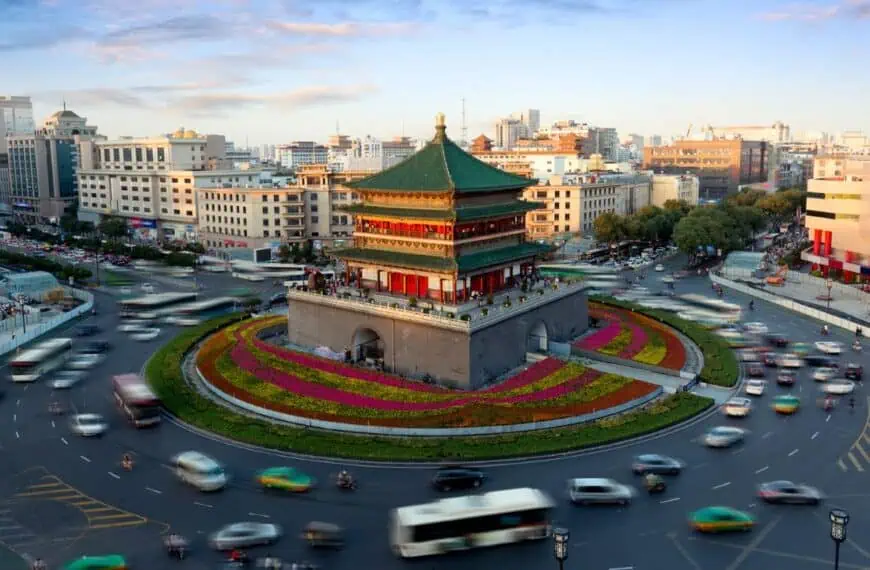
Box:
0, 287, 94, 356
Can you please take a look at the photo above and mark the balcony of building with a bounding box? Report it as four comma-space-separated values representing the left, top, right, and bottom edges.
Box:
282, 204, 305, 217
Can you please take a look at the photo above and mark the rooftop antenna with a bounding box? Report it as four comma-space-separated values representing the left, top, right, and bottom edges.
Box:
335, 120, 340, 135
461, 97, 468, 145
62, 98, 67, 111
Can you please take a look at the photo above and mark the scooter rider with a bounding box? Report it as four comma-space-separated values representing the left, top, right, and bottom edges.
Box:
337, 470, 352, 487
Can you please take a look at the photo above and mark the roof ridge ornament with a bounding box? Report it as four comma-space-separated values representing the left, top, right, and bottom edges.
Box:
434, 112, 447, 142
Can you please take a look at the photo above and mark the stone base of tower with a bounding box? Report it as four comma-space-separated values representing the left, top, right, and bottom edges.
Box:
285, 285, 589, 390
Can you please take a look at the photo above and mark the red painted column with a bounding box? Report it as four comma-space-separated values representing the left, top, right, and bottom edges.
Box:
825, 231, 833, 256
813, 229, 822, 255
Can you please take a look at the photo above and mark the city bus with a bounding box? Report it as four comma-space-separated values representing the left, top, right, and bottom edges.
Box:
8, 337, 73, 382
118, 292, 198, 316
679, 294, 742, 316
112, 374, 161, 427
173, 297, 240, 317
389, 488, 554, 558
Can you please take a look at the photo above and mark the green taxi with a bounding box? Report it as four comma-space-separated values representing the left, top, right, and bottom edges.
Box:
257, 466, 316, 492
64, 555, 127, 570
773, 394, 800, 415
791, 342, 811, 356
689, 506, 755, 533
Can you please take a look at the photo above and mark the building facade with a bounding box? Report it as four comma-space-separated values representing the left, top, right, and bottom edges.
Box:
0, 152, 10, 205
651, 174, 700, 207
803, 156, 870, 279
8, 134, 78, 221
276, 141, 328, 169
0, 96, 35, 149
703, 122, 790, 143
293, 164, 370, 244
643, 139, 769, 201
197, 186, 305, 250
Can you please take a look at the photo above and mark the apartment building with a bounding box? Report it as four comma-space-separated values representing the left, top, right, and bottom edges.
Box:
294, 164, 370, 245
643, 139, 769, 201
802, 155, 870, 278
197, 186, 305, 249
276, 141, 328, 169
651, 174, 700, 207
702, 122, 790, 143
522, 173, 651, 240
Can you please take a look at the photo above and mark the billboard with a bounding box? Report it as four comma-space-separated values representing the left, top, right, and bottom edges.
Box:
129, 218, 157, 229
254, 247, 272, 263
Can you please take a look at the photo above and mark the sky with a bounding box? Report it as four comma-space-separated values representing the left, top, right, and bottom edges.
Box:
1, 0, 869, 146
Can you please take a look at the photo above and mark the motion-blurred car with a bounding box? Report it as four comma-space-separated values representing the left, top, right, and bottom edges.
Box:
822, 380, 856, 395
744, 379, 766, 396
80, 340, 111, 354
130, 328, 160, 341
813, 367, 837, 382
75, 324, 100, 337
777, 353, 803, 368
766, 333, 789, 348
745, 322, 768, 335
792, 342, 811, 356
141, 283, 156, 294
631, 454, 684, 475
689, 507, 754, 533
432, 467, 487, 491
209, 522, 281, 550
723, 398, 752, 418
815, 341, 843, 355
567, 478, 635, 505
172, 451, 228, 491
67, 353, 104, 370
747, 364, 765, 377
655, 264, 665, 272
703, 426, 746, 448
51, 370, 86, 389
739, 350, 760, 363
845, 363, 864, 380
773, 394, 801, 414
777, 371, 797, 386
117, 321, 149, 333
804, 354, 838, 368
758, 481, 823, 505
63, 554, 127, 570
70, 414, 108, 437
762, 353, 778, 367
256, 467, 316, 492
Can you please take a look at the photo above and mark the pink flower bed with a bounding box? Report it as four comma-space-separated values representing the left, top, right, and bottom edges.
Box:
618, 322, 649, 358
575, 322, 622, 350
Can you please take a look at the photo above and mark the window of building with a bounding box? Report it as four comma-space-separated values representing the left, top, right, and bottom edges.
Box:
113, 148, 120, 161
157, 148, 165, 161
135, 148, 142, 162
122, 148, 132, 162
262, 206, 268, 214
311, 216, 319, 223
263, 230, 270, 237
263, 219, 269, 226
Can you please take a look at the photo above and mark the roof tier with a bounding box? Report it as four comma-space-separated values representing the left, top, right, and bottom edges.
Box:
338, 200, 544, 222
335, 242, 552, 274
346, 113, 534, 194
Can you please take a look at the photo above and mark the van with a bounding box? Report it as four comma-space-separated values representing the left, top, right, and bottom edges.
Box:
172, 451, 228, 491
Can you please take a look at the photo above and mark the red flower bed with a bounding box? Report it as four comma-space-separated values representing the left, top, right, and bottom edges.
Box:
586, 304, 687, 371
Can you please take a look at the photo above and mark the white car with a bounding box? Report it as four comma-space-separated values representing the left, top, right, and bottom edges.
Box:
815, 341, 843, 355
744, 379, 766, 396
51, 370, 86, 389
813, 367, 837, 382
141, 283, 156, 294
164, 316, 201, 327
131, 328, 160, 341
70, 414, 108, 437
568, 478, 635, 505
209, 522, 281, 550
67, 353, 104, 370
717, 328, 744, 340
777, 353, 803, 368
739, 350, 760, 363
823, 380, 856, 395
723, 397, 753, 417
744, 322, 768, 335
703, 426, 747, 448
117, 321, 149, 333
655, 264, 665, 272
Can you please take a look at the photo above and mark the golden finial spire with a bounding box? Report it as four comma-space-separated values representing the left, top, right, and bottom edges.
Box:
434, 112, 447, 141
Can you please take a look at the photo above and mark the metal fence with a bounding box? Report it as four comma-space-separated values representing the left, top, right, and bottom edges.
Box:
0, 288, 94, 356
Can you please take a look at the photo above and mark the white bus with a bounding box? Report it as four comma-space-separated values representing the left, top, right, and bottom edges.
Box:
9, 337, 73, 382
389, 488, 554, 558
119, 292, 198, 316
679, 294, 742, 315
173, 297, 240, 316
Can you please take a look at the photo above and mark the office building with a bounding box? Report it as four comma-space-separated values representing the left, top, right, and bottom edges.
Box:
511, 109, 540, 135
276, 141, 328, 169
643, 139, 769, 200
802, 156, 870, 279
292, 164, 370, 245
493, 117, 527, 149
0, 152, 10, 205
650, 174, 700, 207
702, 122, 790, 143
0, 96, 35, 152
329, 136, 416, 172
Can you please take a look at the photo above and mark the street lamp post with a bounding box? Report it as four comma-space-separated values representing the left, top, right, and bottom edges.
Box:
826, 278, 834, 310
553, 527, 569, 570
830, 508, 849, 570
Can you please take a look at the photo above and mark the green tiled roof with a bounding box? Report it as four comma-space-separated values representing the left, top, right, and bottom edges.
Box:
337, 200, 545, 222
458, 242, 554, 272
334, 242, 553, 274
345, 123, 534, 194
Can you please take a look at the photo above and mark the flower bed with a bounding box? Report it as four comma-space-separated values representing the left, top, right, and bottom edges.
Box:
193, 317, 659, 428
575, 304, 687, 371
146, 314, 715, 461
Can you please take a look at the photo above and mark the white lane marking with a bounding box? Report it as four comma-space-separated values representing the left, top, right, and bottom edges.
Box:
194, 502, 213, 508
146, 487, 162, 495
61, 437, 68, 445
15, 431, 19, 439
23, 385, 27, 392
13, 414, 16, 422
713, 482, 731, 490
51, 420, 55, 428
799, 385, 803, 392
762, 431, 774, 439
609, 567, 634, 570
731, 449, 744, 455
755, 466, 769, 474
660, 497, 681, 504
80, 455, 91, 463
15, 399, 20, 407
788, 448, 799, 457
248, 512, 270, 518
827, 414, 832, 422
811, 431, 819, 440
108, 472, 120, 479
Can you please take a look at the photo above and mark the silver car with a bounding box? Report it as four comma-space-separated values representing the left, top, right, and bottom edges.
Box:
568, 478, 635, 505
703, 426, 746, 448
631, 454, 684, 475
758, 481, 823, 504
51, 370, 86, 389
70, 414, 108, 437
209, 522, 281, 550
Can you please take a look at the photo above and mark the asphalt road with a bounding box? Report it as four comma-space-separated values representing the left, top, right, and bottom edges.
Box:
1, 256, 870, 569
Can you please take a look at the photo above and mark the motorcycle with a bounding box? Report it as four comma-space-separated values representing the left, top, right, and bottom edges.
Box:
854, 341, 863, 352
336, 478, 357, 491
164, 535, 188, 560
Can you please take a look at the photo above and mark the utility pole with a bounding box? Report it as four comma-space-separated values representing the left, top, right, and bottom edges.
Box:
461, 97, 468, 146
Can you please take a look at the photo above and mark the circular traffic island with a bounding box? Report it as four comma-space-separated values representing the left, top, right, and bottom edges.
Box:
147, 314, 717, 462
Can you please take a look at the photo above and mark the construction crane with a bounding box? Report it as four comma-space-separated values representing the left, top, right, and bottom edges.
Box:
685, 123, 693, 139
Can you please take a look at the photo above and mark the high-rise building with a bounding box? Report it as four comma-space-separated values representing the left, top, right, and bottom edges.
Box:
512, 109, 540, 135
276, 141, 328, 169
493, 117, 527, 149
0, 152, 10, 206
647, 135, 663, 147
0, 96, 36, 145
650, 174, 700, 207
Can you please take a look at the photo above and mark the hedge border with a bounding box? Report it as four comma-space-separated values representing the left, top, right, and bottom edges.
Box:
595, 297, 739, 387
146, 315, 715, 461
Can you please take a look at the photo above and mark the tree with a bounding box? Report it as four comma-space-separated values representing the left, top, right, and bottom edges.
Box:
277, 244, 292, 263
663, 199, 692, 216
673, 216, 712, 265
98, 217, 128, 239
593, 212, 624, 245
6, 222, 27, 237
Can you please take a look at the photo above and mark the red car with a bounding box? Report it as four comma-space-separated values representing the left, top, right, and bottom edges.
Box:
747, 364, 765, 377
777, 371, 796, 386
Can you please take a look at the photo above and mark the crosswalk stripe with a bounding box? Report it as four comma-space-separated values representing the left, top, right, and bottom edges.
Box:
88, 514, 140, 522
0, 533, 36, 540
88, 520, 146, 530
857, 442, 870, 463
69, 500, 99, 506
15, 489, 76, 497
82, 507, 114, 513
848, 452, 864, 471
27, 483, 62, 489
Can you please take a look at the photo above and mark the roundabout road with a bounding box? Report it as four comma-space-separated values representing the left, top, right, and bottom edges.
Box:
1, 263, 870, 569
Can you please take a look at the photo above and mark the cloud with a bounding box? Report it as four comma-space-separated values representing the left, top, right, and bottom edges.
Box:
757, 0, 870, 21
265, 20, 418, 37
174, 84, 378, 114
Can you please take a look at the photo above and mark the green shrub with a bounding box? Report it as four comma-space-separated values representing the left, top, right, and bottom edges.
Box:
146, 316, 714, 461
